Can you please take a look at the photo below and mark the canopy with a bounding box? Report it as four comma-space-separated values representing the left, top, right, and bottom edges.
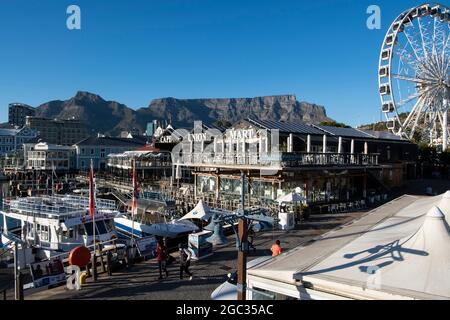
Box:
179, 200, 213, 221
276, 192, 306, 204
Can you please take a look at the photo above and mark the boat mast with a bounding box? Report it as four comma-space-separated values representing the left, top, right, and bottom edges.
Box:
131, 159, 136, 244
89, 159, 96, 256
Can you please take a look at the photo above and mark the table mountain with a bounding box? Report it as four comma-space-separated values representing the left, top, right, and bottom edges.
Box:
35, 91, 332, 135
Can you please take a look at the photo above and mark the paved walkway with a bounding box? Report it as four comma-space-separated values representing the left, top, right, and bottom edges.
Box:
26, 210, 366, 300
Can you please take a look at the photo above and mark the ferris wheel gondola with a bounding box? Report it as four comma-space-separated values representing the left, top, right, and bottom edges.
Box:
378, 3, 450, 150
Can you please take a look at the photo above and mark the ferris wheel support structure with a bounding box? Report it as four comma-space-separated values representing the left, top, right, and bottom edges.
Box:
378, 3, 450, 150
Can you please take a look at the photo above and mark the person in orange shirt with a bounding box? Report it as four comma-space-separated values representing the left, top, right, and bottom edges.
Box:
271, 240, 282, 257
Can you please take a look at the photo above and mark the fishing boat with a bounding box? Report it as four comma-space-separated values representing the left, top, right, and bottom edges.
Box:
0, 195, 119, 265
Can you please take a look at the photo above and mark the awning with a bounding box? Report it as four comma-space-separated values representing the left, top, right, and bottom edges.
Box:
276, 192, 306, 204
179, 200, 212, 221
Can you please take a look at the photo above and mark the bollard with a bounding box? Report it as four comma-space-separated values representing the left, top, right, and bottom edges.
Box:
106, 251, 112, 276
85, 263, 91, 278
100, 253, 106, 273
3, 289, 6, 301
18, 273, 24, 300
91, 254, 98, 281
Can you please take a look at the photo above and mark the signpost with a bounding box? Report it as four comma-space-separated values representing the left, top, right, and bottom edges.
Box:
135, 236, 157, 258
29, 257, 66, 289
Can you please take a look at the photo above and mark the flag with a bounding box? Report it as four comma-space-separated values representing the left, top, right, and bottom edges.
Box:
89, 160, 95, 218
131, 163, 138, 217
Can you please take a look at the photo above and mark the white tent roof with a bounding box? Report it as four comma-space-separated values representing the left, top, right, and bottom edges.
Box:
179, 200, 212, 221
276, 192, 306, 204
249, 191, 450, 300
438, 191, 450, 224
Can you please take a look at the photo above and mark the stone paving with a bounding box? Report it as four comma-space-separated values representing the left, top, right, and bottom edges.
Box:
27, 210, 364, 300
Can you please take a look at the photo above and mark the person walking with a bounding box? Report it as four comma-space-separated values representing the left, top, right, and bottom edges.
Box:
156, 240, 169, 280
271, 240, 282, 257
247, 229, 256, 253
179, 244, 193, 280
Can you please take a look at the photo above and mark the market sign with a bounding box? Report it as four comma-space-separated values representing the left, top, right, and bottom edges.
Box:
187, 133, 209, 142
159, 135, 179, 143
227, 128, 256, 141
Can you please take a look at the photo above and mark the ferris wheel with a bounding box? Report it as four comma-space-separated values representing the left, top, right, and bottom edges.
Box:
379, 3, 450, 150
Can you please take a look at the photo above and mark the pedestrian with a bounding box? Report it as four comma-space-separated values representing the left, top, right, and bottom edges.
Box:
247, 229, 256, 253
271, 240, 282, 257
156, 240, 169, 280
179, 243, 193, 280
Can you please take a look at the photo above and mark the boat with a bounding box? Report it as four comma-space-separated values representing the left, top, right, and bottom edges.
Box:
114, 214, 199, 239
113, 190, 199, 249
0, 195, 119, 265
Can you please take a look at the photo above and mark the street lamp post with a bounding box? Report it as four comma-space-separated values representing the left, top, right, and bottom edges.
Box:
237, 171, 248, 301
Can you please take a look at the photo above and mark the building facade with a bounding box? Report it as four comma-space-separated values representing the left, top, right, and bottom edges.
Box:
170, 118, 417, 211
8, 103, 36, 127
25, 116, 89, 146
107, 144, 173, 182
26, 142, 76, 172
0, 127, 37, 155
74, 136, 147, 170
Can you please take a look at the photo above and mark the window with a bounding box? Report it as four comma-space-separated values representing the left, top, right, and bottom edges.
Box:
251, 287, 298, 300
84, 222, 94, 236
95, 221, 107, 234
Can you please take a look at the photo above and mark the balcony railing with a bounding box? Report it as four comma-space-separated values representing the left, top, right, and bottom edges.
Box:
178, 152, 379, 168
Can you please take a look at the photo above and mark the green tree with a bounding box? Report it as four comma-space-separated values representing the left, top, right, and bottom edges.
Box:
319, 121, 350, 128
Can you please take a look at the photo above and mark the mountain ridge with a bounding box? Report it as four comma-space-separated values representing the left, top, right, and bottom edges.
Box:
32, 91, 333, 135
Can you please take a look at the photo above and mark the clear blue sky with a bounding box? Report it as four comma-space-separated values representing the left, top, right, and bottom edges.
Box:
0, 0, 427, 126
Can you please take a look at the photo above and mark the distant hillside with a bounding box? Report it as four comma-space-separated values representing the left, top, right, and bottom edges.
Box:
33, 91, 333, 135
358, 121, 389, 131
136, 95, 332, 129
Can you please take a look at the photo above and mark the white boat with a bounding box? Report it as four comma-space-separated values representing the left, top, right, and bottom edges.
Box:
1, 195, 119, 265
114, 214, 199, 239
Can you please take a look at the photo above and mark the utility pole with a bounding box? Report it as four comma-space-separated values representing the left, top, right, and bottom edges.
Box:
237, 171, 248, 301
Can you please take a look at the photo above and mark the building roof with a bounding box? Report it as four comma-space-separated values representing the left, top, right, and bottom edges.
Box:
0, 128, 20, 136
135, 144, 161, 152
247, 118, 324, 135
248, 192, 450, 300
313, 125, 374, 139
360, 129, 405, 141
74, 136, 146, 147
9, 103, 35, 110
34, 142, 74, 151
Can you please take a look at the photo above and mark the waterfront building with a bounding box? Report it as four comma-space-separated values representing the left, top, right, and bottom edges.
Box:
172, 118, 417, 211
74, 136, 147, 170
107, 144, 173, 182
246, 191, 450, 300
25, 116, 89, 146
26, 142, 76, 172
0, 127, 37, 155
8, 103, 36, 127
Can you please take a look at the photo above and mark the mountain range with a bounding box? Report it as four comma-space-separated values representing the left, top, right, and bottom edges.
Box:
30, 91, 332, 135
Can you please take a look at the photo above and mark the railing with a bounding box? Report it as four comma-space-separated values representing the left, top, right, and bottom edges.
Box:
178, 152, 379, 168
1, 195, 116, 219
280, 152, 379, 167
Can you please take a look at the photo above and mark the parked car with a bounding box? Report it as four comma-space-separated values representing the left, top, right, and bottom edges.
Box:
210, 256, 272, 300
